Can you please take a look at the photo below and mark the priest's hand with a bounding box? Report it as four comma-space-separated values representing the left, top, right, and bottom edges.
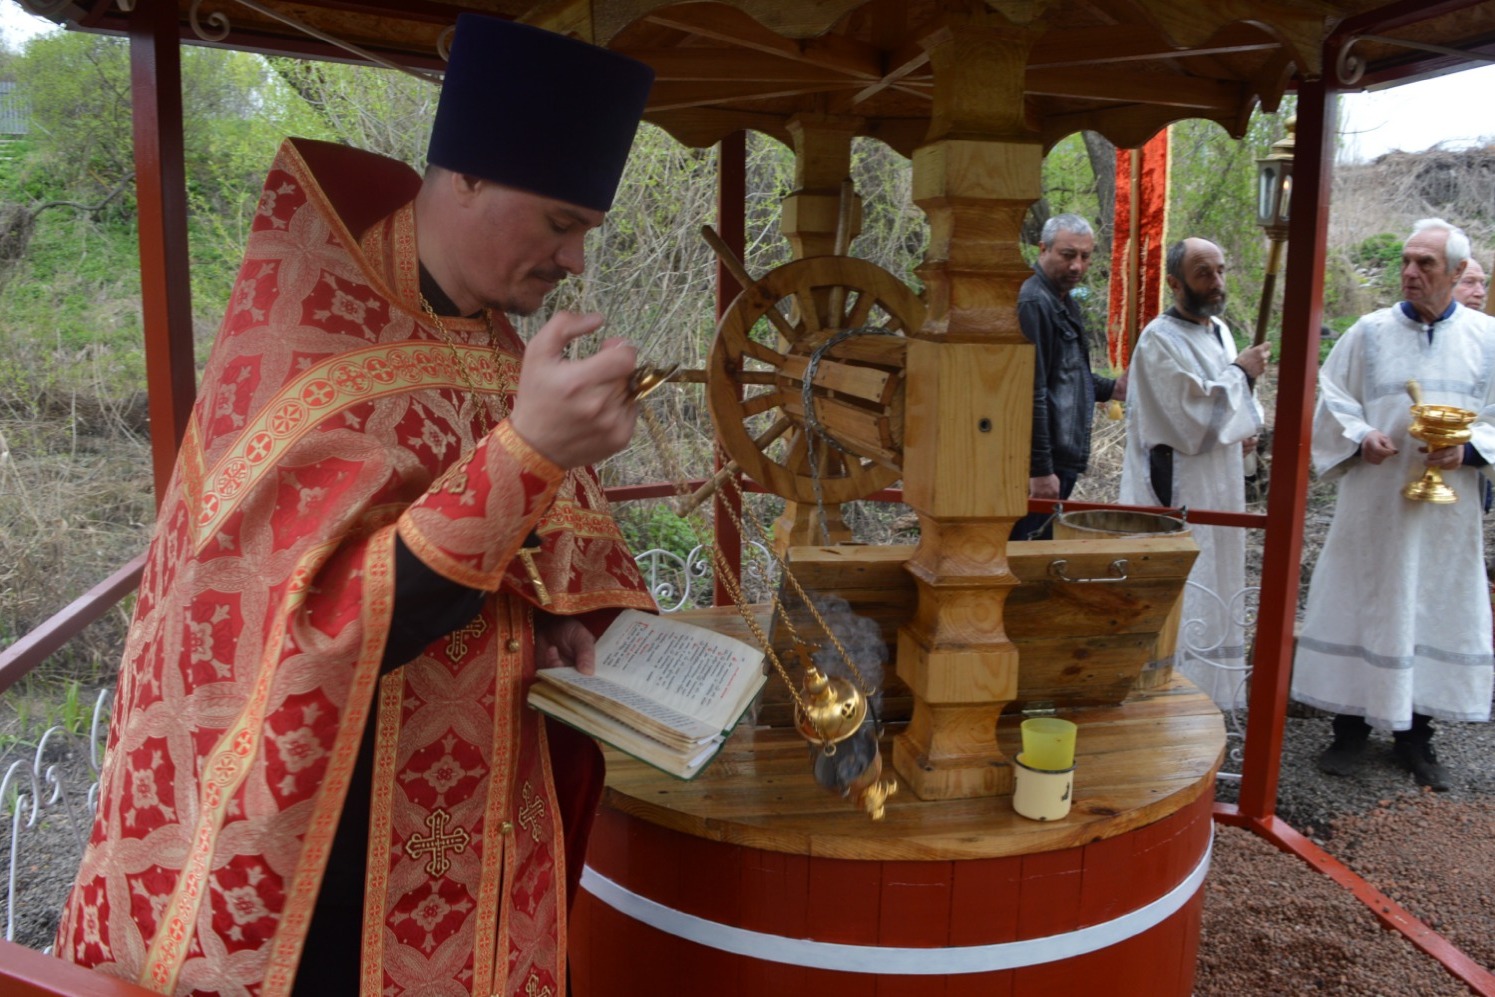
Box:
536, 614, 598, 675
1420, 443, 1464, 470
1361, 430, 1399, 465
510, 310, 638, 469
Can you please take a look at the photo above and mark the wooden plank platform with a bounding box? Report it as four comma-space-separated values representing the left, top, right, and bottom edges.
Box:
599, 671, 1225, 862
749, 540, 1198, 725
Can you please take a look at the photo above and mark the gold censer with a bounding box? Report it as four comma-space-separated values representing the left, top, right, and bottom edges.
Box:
1403, 380, 1477, 504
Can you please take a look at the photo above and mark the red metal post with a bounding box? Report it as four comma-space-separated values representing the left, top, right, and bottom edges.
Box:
713, 131, 746, 607
130, 0, 198, 503
1235, 77, 1334, 819
0, 939, 160, 996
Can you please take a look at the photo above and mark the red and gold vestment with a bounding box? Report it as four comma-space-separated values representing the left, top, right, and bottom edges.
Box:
55, 138, 654, 997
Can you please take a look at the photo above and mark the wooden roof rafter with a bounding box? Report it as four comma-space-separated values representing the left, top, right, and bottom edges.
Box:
617, 48, 873, 84
1027, 22, 1279, 70
1063, 1, 1247, 81
648, 80, 865, 113
848, 37, 929, 105
641, 5, 881, 81
1026, 67, 1244, 113
618, 6, 943, 120
581, 1, 1351, 153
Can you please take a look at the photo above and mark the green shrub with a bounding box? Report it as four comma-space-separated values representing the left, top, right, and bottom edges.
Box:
618, 503, 705, 560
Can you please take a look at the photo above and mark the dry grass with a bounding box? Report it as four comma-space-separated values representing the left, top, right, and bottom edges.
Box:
0, 396, 153, 681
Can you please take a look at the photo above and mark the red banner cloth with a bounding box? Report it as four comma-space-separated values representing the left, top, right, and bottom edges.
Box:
1108, 129, 1171, 368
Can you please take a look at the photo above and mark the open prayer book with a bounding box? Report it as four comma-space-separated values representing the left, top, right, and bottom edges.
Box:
527, 609, 768, 779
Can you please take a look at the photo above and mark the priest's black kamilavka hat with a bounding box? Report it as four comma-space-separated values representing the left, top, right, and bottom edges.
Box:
428, 15, 655, 212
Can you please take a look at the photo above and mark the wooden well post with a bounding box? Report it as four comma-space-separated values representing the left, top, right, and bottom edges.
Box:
892, 15, 1041, 800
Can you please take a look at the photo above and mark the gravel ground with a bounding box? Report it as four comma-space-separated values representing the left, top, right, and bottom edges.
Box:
1198, 705, 1495, 995
1080, 409, 1495, 995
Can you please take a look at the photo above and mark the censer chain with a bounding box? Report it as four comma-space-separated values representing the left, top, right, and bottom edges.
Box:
634, 393, 878, 700
713, 466, 878, 705
638, 405, 838, 745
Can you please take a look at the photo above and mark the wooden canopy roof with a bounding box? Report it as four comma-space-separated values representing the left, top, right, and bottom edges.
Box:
38, 0, 1495, 154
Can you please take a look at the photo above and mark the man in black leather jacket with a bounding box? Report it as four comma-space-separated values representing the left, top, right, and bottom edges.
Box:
1012, 213, 1127, 541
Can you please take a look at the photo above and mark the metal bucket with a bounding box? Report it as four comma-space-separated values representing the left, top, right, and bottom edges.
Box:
1054, 510, 1189, 690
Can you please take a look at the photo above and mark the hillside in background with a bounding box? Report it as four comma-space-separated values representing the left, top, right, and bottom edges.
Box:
1328, 144, 1495, 323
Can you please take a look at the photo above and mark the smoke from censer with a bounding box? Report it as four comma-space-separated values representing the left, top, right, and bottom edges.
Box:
806, 594, 887, 793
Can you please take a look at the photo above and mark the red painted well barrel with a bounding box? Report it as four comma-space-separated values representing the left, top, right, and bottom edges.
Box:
570, 680, 1222, 997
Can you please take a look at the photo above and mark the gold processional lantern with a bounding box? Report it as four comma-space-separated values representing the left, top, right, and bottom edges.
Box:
1251, 118, 1295, 350
1254, 122, 1295, 241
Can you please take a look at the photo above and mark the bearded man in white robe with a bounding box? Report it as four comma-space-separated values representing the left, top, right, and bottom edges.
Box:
1292, 218, 1495, 791
1120, 238, 1271, 710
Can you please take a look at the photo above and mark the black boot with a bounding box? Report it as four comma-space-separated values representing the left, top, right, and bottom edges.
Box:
1317, 737, 1368, 776
1393, 715, 1450, 791
1317, 714, 1369, 777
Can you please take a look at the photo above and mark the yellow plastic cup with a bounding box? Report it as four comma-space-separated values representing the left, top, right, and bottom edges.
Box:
1020, 717, 1077, 771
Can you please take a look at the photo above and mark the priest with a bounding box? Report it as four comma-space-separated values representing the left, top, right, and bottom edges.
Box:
54, 15, 657, 996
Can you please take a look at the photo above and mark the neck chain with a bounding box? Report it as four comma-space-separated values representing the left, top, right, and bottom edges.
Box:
419, 294, 498, 436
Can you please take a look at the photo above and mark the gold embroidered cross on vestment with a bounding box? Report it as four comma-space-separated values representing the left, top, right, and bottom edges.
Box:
405, 808, 470, 878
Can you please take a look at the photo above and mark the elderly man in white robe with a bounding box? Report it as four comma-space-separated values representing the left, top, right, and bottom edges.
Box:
1454, 256, 1486, 311
1120, 238, 1270, 710
1292, 218, 1495, 792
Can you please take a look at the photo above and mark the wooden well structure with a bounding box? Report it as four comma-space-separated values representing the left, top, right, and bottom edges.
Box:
7, 0, 1495, 995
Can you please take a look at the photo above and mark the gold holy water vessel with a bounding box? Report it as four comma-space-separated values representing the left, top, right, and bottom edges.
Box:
1404, 380, 1477, 504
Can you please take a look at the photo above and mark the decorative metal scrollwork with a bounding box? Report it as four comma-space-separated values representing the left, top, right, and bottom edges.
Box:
3, 689, 111, 945
632, 541, 777, 613
1337, 33, 1495, 88
189, 0, 231, 42
1334, 35, 1367, 87
188, 0, 443, 82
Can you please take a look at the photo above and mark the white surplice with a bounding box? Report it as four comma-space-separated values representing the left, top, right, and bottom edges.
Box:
1120, 312, 1263, 709
1291, 304, 1495, 729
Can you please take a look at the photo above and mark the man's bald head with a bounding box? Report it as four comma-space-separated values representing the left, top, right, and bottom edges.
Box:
1165, 238, 1228, 324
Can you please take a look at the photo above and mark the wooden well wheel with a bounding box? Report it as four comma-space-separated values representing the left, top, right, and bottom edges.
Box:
707, 255, 925, 506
